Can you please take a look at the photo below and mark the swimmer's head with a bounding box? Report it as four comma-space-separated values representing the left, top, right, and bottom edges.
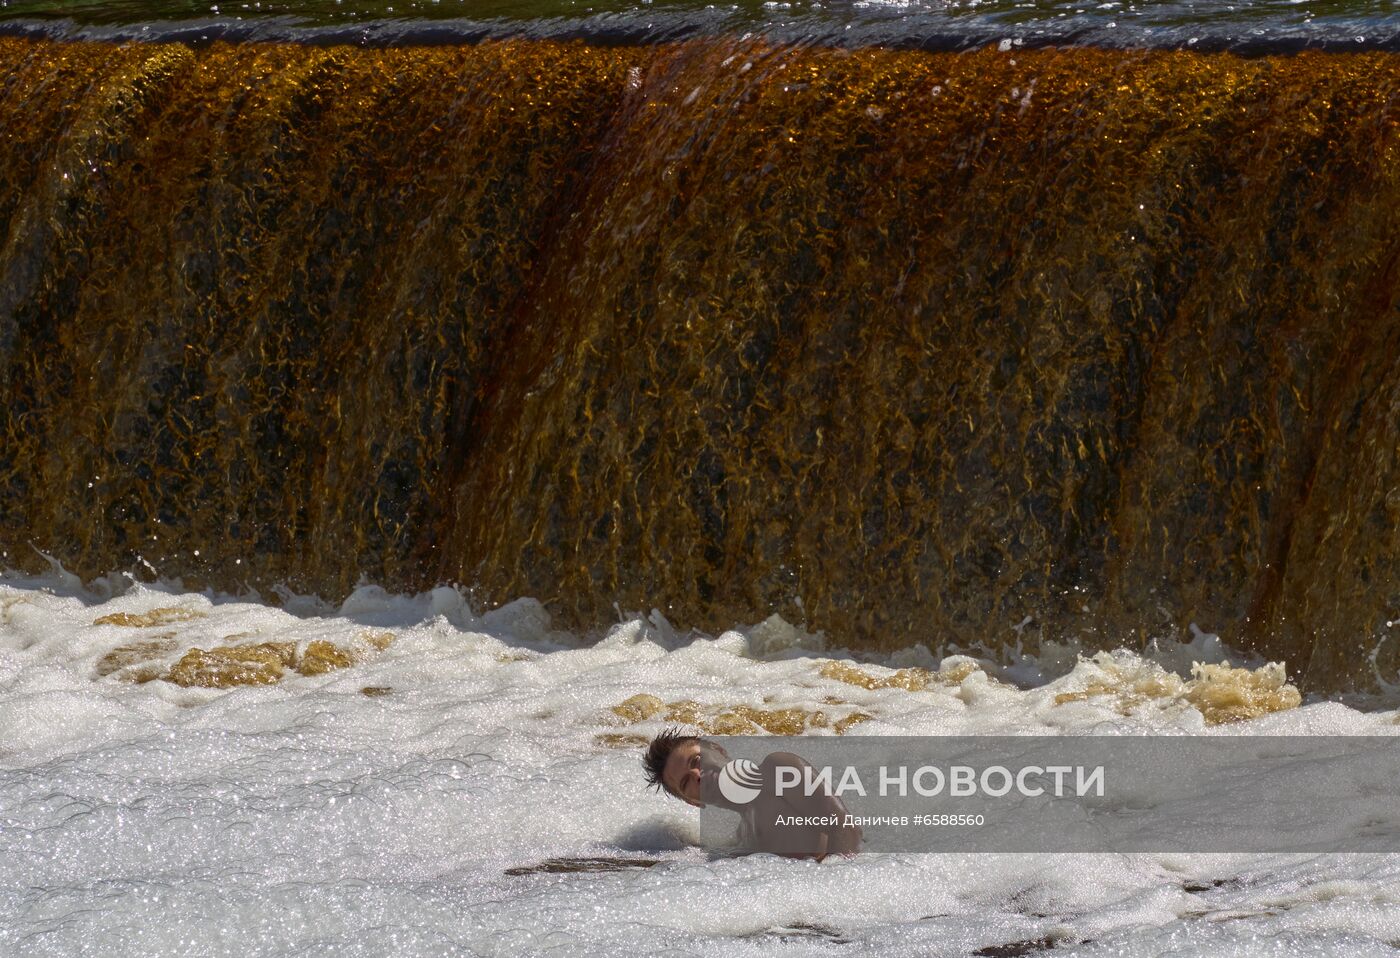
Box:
642, 727, 728, 808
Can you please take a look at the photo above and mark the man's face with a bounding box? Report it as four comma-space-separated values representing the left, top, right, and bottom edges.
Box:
662, 739, 727, 808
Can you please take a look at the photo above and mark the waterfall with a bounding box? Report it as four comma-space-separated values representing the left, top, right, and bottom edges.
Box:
3, 37, 1398, 690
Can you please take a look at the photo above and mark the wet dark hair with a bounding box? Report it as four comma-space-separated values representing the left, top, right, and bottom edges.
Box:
642, 727, 699, 795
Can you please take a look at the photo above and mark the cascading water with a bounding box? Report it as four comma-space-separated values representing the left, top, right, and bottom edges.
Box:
2, 36, 1398, 690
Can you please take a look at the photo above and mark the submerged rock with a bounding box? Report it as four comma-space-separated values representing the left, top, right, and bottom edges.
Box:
504, 857, 660, 876
166, 642, 297, 688
94, 636, 178, 678
93, 629, 397, 688
819, 656, 986, 691
608, 693, 869, 735
94, 607, 205, 628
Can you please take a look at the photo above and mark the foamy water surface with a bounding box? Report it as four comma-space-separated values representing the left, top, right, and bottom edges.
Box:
3, 567, 1400, 956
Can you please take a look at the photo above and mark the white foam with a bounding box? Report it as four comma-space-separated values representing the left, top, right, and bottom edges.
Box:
2, 568, 1398, 956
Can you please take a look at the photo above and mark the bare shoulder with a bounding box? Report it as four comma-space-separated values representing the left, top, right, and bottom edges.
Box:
760, 751, 810, 769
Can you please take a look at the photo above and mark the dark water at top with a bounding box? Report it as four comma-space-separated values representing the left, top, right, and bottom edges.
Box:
0, 0, 1398, 49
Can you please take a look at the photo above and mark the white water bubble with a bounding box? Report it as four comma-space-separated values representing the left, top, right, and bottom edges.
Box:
0, 567, 1393, 956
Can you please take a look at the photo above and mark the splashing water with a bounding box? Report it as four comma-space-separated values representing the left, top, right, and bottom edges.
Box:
3, 566, 1398, 956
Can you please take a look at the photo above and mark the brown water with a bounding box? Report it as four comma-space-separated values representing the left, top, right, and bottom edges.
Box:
2, 38, 1399, 691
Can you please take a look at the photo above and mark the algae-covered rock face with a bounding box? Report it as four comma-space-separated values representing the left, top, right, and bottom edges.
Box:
4, 37, 1400, 692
